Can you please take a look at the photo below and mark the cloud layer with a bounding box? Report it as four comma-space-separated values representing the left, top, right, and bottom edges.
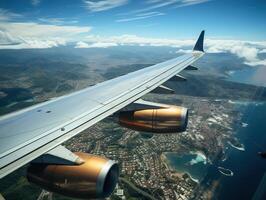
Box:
31, 0, 41, 6
0, 6, 265, 67
84, 0, 128, 12
1, 22, 265, 67
0, 8, 22, 21
0, 22, 91, 49
74, 34, 266, 67
116, 0, 211, 22
75, 41, 118, 48
205, 39, 266, 66
116, 11, 165, 22
124, 0, 211, 14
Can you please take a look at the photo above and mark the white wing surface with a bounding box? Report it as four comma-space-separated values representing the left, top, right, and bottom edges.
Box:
0, 31, 205, 178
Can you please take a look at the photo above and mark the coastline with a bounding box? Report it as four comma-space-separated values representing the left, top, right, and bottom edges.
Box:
218, 166, 234, 177
161, 151, 208, 183
160, 153, 184, 180
228, 141, 245, 151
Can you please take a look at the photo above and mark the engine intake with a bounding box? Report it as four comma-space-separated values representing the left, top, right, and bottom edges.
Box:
27, 152, 119, 199
119, 106, 188, 133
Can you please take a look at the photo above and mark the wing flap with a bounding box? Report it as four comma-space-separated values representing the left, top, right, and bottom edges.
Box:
169, 74, 187, 82
152, 85, 175, 94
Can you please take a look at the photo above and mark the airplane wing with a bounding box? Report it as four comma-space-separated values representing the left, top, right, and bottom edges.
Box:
0, 31, 205, 179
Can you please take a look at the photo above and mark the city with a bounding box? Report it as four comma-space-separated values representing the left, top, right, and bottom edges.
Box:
64, 95, 242, 200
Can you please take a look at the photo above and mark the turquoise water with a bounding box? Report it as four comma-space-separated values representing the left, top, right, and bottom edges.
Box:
165, 152, 209, 182
166, 102, 266, 199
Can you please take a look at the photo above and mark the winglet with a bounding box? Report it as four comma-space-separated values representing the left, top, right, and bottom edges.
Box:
193, 30, 205, 52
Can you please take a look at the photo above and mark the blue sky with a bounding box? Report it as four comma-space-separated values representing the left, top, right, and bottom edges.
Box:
0, 0, 266, 67
0, 0, 265, 40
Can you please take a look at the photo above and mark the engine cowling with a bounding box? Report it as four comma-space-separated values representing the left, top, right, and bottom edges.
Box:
27, 152, 119, 199
118, 106, 188, 133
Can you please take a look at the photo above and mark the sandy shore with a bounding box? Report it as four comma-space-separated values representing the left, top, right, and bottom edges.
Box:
160, 152, 200, 183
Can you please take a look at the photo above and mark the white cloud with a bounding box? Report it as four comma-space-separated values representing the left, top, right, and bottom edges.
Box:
245, 60, 266, 67
125, 0, 210, 14
0, 22, 91, 49
175, 0, 211, 8
75, 41, 90, 48
128, 0, 178, 14
205, 39, 266, 66
176, 49, 192, 53
75, 41, 117, 48
0, 30, 21, 45
259, 49, 266, 53
0, 12, 265, 67
116, 11, 165, 22
80, 34, 266, 67
84, 34, 195, 47
0, 8, 89, 49
0, 9, 22, 21
0, 38, 66, 49
32, 0, 41, 6
0, 22, 91, 39
84, 0, 128, 12
37, 18, 79, 26
231, 46, 258, 63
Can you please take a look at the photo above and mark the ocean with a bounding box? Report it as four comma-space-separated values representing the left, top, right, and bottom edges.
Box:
227, 66, 266, 87
166, 102, 266, 200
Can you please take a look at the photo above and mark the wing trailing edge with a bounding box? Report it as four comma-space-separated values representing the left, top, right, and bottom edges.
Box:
193, 30, 205, 52
152, 85, 175, 94
32, 145, 84, 165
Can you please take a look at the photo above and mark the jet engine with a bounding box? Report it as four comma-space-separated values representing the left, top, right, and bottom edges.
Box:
118, 106, 188, 133
27, 152, 119, 199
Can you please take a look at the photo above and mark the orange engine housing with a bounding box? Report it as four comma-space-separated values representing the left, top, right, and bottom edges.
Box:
27, 152, 119, 199
119, 106, 188, 133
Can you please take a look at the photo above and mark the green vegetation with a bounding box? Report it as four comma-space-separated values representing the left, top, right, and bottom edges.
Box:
167, 73, 266, 101
103, 63, 152, 79
0, 88, 33, 107
56, 84, 74, 93
0, 167, 41, 200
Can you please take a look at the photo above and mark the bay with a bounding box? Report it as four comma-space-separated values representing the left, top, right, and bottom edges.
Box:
165, 102, 266, 199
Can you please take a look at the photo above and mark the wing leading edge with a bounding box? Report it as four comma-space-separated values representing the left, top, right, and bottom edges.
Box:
0, 31, 205, 178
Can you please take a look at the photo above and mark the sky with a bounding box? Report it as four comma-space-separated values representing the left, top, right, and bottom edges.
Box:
0, 0, 266, 66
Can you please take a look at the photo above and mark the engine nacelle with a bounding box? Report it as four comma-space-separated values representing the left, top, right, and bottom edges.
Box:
27, 152, 119, 199
118, 106, 188, 133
